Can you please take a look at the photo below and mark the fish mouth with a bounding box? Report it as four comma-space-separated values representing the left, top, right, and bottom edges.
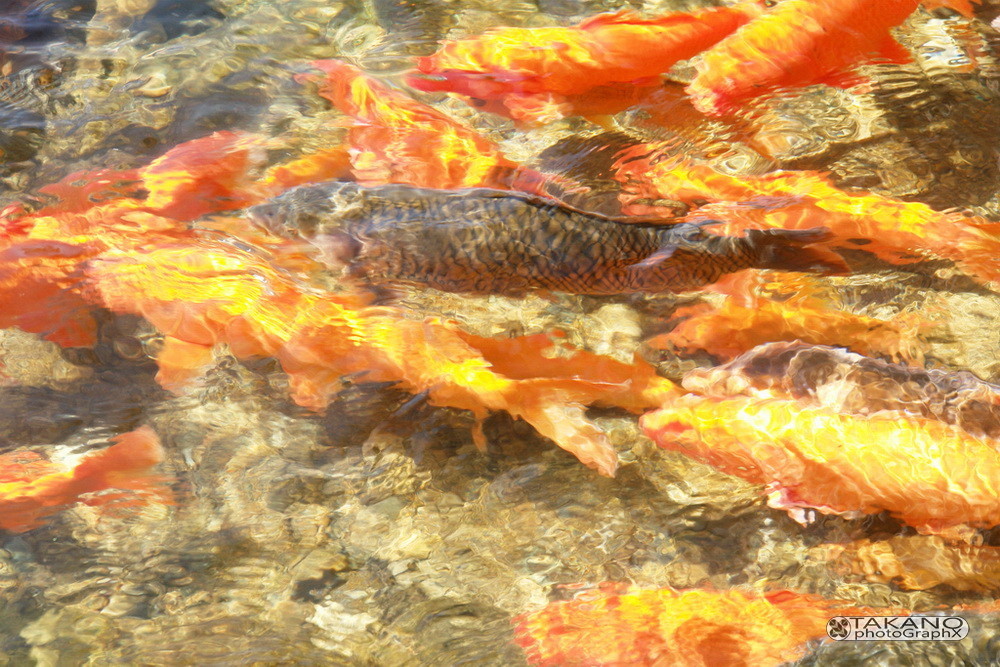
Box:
245, 203, 286, 235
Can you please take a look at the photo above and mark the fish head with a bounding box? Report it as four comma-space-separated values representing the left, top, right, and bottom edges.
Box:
245, 181, 363, 240
244, 200, 289, 236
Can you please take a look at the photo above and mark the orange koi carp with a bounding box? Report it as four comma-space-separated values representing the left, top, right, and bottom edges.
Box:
259, 145, 352, 194
0, 132, 270, 346
647, 271, 927, 363
86, 242, 677, 476
21, 131, 264, 234
299, 59, 556, 194
683, 341, 1000, 439
406, 4, 763, 125
688, 0, 918, 116
615, 155, 1000, 284
688, 0, 981, 116
514, 585, 904, 667
642, 394, 1000, 538
656, 297, 926, 364
0, 240, 99, 347
0, 426, 171, 533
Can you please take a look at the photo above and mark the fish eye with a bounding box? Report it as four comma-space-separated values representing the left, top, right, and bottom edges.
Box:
470, 98, 488, 107
247, 204, 282, 232
762, 0, 778, 7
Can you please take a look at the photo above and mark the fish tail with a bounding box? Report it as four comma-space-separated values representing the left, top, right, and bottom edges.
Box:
71, 426, 165, 488
746, 227, 850, 276
0, 427, 170, 533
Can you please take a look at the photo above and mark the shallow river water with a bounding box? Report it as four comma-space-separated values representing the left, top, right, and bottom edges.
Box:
3, 0, 1000, 664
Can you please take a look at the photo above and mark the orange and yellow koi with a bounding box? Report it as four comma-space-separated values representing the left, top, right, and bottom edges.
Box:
515, 585, 904, 667
615, 155, 1000, 284
85, 242, 677, 476
0, 240, 99, 347
22, 132, 264, 234
0, 132, 268, 346
642, 394, 1000, 538
688, 0, 912, 115
406, 4, 763, 125
299, 59, 557, 194
259, 145, 353, 194
648, 272, 928, 363
686, 0, 967, 116
0, 426, 171, 533
1, 127, 668, 475
682, 340, 1000, 441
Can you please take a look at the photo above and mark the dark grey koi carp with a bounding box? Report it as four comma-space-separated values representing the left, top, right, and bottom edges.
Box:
248, 182, 848, 296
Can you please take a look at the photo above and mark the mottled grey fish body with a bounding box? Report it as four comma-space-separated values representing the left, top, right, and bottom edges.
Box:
248, 182, 846, 296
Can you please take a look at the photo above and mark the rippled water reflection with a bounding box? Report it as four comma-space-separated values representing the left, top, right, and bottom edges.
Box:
3, 0, 1000, 664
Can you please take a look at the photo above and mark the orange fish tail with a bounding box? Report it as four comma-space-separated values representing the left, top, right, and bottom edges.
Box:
71, 426, 165, 486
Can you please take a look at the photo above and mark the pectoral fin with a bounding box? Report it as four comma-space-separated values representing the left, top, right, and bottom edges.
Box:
313, 232, 361, 266
630, 246, 678, 271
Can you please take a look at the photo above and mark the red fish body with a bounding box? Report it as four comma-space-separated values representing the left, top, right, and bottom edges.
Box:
407, 4, 763, 124
0, 426, 170, 532
688, 0, 920, 116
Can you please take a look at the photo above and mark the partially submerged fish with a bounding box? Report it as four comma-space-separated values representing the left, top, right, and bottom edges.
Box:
248, 183, 847, 296
688, 0, 982, 116
613, 155, 1000, 284
299, 59, 559, 195
647, 272, 928, 364
0, 132, 266, 347
88, 242, 677, 476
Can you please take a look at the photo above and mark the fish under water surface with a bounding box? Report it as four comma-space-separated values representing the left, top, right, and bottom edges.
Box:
248, 183, 848, 296
6, 0, 1000, 663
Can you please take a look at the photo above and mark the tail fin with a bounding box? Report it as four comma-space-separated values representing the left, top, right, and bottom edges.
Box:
747, 227, 850, 276
72, 426, 165, 485
0, 427, 171, 533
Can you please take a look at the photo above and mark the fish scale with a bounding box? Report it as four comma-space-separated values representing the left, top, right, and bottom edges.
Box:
248, 182, 847, 296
